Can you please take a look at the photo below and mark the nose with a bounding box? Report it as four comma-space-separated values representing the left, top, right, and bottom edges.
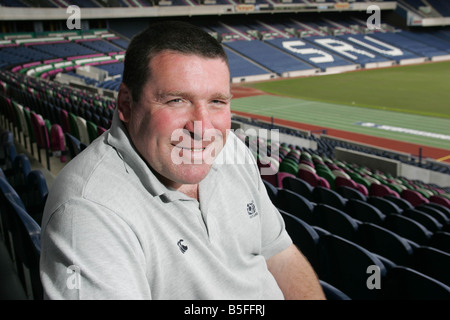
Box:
184, 103, 214, 139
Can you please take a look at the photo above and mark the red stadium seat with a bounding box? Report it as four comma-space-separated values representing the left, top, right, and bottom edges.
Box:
429, 195, 450, 209
401, 189, 429, 207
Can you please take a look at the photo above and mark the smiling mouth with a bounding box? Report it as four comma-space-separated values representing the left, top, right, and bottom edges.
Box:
173, 145, 207, 152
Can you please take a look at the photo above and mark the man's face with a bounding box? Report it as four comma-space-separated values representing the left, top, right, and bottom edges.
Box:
118, 51, 232, 189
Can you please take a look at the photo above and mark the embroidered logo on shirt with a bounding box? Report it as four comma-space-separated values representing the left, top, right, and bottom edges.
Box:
177, 239, 188, 254
247, 200, 258, 219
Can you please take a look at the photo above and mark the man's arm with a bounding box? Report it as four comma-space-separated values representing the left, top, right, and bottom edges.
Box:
40, 199, 152, 299
267, 244, 326, 300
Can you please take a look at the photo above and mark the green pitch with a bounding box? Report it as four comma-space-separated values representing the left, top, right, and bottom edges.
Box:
231, 61, 450, 150
242, 61, 450, 119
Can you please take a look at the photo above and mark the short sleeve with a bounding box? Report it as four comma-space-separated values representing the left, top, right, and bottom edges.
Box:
40, 198, 151, 300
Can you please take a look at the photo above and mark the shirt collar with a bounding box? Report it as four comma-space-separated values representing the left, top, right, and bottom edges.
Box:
106, 109, 186, 200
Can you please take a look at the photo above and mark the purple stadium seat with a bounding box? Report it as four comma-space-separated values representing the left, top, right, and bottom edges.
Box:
297, 168, 321, 188
401, 189, 429, 207
429, 195, 450, 209
277, 171, 295, 188
318, 176, 331, 189
50, 124, 66, 163
258, 158, 278, 187
59, 108, 71, 134
370, 183, 400, 198
97, 126, 107, 136
298, 168, 330, 189
335, 176, 369, 197
30, 112, 50, 170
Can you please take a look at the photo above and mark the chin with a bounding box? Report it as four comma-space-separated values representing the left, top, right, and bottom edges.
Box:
173, 163, 213, 185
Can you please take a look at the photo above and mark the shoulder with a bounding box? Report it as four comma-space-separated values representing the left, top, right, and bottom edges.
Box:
210, 130, 263, 191
42, 135, 131, 226
217, 130, 258, 167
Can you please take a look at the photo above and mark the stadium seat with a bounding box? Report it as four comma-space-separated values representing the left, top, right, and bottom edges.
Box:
59, 108, 71, 135
6, 153, 31, 197
423, 202, 450, 220
277, 188, 315, 225
344, 199, 386, 225
316, 167, 336, 190
370, 183, 400, 198
402, 208, 443, 233
401, 189, 429, 207
383, 214, 433, 246
312, 186, 347, 211
319, 280, 351, 300
429, 195, 450, 209
335, 176, 369, 197
0, 238, 27, 300
279, 158, 298, 176
331, 169, 350, 180
427, 231, 450, 253
317, 233, 387, 300
21, 108, 37, 157
97, 125, 107, 137
0, 131, 16, 171
12, 102, 29, 150
336, 185, 367, 202
23, 170, 48, 225
86, 120, 98, 144
68, 112, 80, 141
0, 177, 42, 299
351, 174, 372, 190
276, 171, 295, 188
50, 124, 66, 163
282, 175, 314, 201
29, 112, 51, 170
76, 116, 90, 146
262, 179, 278, 207
408, 246, 450, 287
280, 210, 320, 270
48, 104, 61, 126
258, 155, 278, 188
368, 196, 402, 215
313, 203, 359, 242
298, 162, 315, 173
415, 204, 450, 227
381, 266, 450, 300
2, 96, 16, 134
297, 168, 321, 188
356, 222, 414, 266
384, 194, 414, 211
65, 132, 84, 160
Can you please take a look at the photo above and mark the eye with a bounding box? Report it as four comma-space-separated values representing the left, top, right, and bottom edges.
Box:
211, 99, 228, 106
166, 98, 188, 107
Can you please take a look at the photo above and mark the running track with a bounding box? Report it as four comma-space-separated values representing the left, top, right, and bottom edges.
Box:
231, 86, 450, 164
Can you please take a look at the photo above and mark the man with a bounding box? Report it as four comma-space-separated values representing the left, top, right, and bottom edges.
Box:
40, 21, 325, 300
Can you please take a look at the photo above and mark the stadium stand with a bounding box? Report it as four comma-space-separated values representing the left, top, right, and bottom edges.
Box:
0, 0, 449, 300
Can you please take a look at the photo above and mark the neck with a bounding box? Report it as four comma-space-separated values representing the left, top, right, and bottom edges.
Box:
149, 168, 199, 200
177, 184, 199, 200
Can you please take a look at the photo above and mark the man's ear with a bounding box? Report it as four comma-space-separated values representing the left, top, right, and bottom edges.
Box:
117, 83, 132, 123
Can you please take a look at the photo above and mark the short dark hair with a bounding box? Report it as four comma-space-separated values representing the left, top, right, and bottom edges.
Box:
122, 20, 229, 102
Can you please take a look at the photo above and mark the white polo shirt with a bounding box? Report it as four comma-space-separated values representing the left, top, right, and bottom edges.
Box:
40, 110, 292, 300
